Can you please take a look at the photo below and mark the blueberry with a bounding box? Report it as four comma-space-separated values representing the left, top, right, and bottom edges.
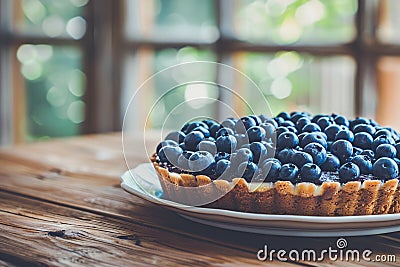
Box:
389, 128, 400, 141
185, 121, 208, 133
361, 150, 375, 159
262, 141, 276, 158
249, 115, 262, 126
277, 131, 299, 149
215, 159, 231, 178
394, 158, 400, 170
311, 114, 325, 123
214, 151, 230, 162
297, 132, 307, 144
260, 122, 276, 139
274, 116, 285, 125
296, 117, 311, 132
300, 163, 322, 182
370, 119, 380, 127
287, 126, 298, 134
158, 145, 183, 165
331, 140, 353, 163
197, 140, 217, 155
302, 123, 322, 133
374, 129, 392, 139
156, 140, 178, 154
221, 118, 236, 130
216, 127, 234, 138
339, 162, 361, 182
396, 143, 400, 158
184, 131, 205, 151
353, 132, 373, 150
320, 154, 341, 171
247, 126, 266, 143
209, 123, 222, 138
216, 135, 237, 153
290, 112, 307, 124
205, 136, 215, 142
274, 126, 290, 139
279, 163, 299, 183
235, 116, 257, 134
324, 125, 343, 141
351, 155, 373, 175
317, 117, 333, 131
277, 111, 291, 121
303, 142, 327, 165
181, 122, 190, 133
334, 115, 349, 127
291, 151, 313, 168
375, 144, 397, 159
372, 157, 399, 180
263, 118, 278, 128
188, 151, 215, 173
165, 131, 186, 143
202, 119, 218, 128
231, 148, 253, 166
335, 129, 354, 142
352, 124, 376, 136
372, 135, 395, 151
238, 161, 258, 182
250, 142, 267, 164
277, 148, 296, 164
259, 159, 281, 182
280, 120, 295, 128
177, 151, 194, 170
350, 117, 370, 130
258, 114, 270, 122
300, 132, 327, 149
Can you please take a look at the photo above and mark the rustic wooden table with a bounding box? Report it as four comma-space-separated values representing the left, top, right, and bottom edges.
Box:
0, 133, 399, 266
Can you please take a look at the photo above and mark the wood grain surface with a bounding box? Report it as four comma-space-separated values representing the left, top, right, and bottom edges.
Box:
0, 132, 399, 266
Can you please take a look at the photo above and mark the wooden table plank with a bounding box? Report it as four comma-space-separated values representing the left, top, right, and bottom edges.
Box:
0, 190, 295, 267
0, 133, 399, 266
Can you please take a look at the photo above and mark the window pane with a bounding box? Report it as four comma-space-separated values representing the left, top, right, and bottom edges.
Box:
376, 57, 400, 130
13, 0, 88, 39
231, 51, 356, 117
122, 47, 217, 131
15, 45, 85, 140
153, 48, 217, 129
124, 0, 218, 42
376, 0, 400, 44
232, 0, 357, 44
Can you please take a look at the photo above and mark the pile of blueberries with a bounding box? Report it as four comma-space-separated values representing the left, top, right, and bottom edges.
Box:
156, 112, 400, 184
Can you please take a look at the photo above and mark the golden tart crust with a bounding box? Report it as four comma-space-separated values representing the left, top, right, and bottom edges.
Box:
151, 154, 400, 216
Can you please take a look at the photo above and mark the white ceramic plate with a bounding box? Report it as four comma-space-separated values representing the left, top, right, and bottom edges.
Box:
120, 163, 400, 237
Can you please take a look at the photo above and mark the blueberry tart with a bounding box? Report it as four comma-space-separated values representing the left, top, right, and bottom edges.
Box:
151, 112, 400, 216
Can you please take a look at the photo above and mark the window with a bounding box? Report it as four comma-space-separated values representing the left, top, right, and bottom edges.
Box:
122, 0, 400, 132
1, 0, 88, 143
1, 0, 400, 145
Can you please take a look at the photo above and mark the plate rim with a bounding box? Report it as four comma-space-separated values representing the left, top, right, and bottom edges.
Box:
120, 164, 400, 224
179, 214, 400, 237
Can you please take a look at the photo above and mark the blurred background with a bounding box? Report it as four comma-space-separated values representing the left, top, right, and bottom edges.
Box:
1, 0, 400, 145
